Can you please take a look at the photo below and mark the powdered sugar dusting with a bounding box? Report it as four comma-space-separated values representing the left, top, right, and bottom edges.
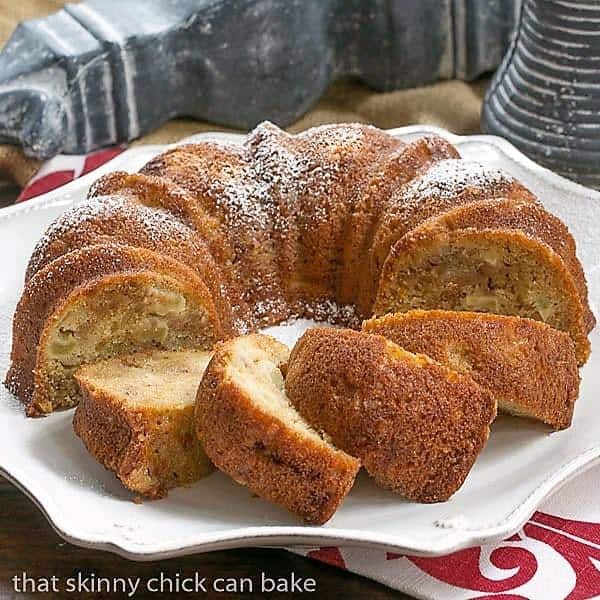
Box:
375, 158, 518, 249
297, 299, 361, 328
207, 121, 352, 233
298, 121, 382, 145
399, 159, 514, 205
28, 195, 198, 276
207, 122, 388, 233
206, 162, 271, 230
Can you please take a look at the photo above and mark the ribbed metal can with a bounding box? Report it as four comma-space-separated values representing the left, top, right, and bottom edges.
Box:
482, 0, 600, 188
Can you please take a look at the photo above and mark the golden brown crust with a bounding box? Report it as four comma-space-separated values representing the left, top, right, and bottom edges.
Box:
89, 171, 219, 238
285, 328, 496, 502
363, 310, 580, 430
74, 352, 213, 498
195, 334, 360, 524
5, 244, 222, 416
340, 135, 459, 306
375, 228, 591, 365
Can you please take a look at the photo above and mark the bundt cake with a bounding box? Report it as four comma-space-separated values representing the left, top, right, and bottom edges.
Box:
5, 121, 594, 415
195, 334, 360, 524
363, 310, 580, 430
74, 350, 214, 498
285, 328, 497, 502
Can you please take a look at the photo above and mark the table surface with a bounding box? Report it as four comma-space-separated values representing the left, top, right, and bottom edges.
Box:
0, 477, 411, 599
0, 182, 20, 207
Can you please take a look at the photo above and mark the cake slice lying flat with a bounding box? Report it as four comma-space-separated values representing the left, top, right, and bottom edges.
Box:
195, 334, 360, 524
285, 328, 497, 503
363, 310, 580, 430
74, 350, 214, 498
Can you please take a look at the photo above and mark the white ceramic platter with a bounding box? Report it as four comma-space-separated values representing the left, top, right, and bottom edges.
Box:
0, 126, 598, 560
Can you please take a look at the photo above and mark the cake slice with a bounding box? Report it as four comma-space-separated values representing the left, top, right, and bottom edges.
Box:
360, 158, 536, 312
25, 193, 236, 336
373, 228, 591, 364
195, 334, 360, 524
285, 328, 497, 503
363, 310, 580, 430
397, 198, 595, 333
6, 244, 222, 416
74, 350, 214, 499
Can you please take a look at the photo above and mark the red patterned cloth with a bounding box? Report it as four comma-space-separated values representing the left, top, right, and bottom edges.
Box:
16, 147, 125, 202
295, 468, 600, 599
15, 149, 600, 600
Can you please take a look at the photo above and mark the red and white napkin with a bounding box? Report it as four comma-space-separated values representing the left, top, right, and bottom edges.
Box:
12, 149, 600, 600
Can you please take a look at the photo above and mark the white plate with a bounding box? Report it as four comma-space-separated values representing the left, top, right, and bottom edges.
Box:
0, 126, 598, 561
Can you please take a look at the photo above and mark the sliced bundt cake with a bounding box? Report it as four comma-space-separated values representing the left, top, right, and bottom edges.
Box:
74, 350, 214, 498
363, 311, 580, 430
285, 328, 497, 502
195, 334, 360, 524
5, 122, 594, 417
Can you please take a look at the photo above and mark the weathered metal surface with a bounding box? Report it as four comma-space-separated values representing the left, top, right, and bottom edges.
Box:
0, 0, 517, 158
